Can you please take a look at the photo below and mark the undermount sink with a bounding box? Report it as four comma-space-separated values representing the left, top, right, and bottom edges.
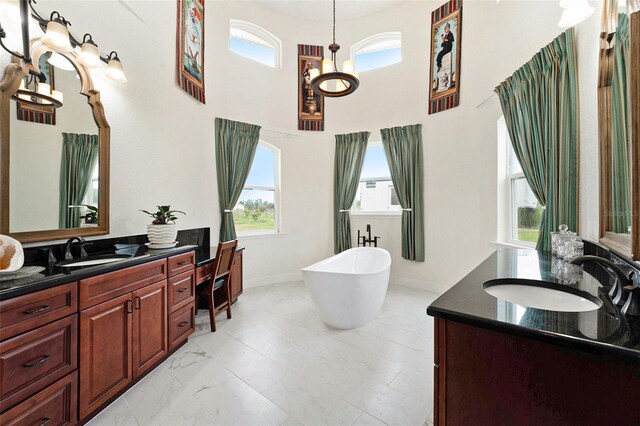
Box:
483, 279, 602, 312
56, 254, 133, 268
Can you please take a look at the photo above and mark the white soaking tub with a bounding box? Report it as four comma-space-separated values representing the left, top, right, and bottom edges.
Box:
302, 247, 391, 329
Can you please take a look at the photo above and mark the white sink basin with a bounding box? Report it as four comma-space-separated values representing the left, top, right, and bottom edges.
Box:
483, 279, 602, 312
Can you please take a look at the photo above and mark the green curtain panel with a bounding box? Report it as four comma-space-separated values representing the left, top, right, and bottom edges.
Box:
334, 131, 370, 253
611, 13, 631, 233
215, 117, 261, 242
380, 124, 425, 262
58, 133, 99, 228
495, 28, 580, 251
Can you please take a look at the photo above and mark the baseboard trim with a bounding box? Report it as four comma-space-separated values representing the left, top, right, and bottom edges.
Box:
391, 276, 449, 294
245, 272, 303, 289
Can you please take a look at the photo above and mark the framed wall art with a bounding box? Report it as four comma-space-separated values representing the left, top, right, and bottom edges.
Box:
17, 52, 56, 125
428, 0, 462, 115
176, 0, 205, 103
298, 44, 324, 131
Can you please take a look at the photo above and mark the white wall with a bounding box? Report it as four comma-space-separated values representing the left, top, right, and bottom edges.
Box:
2, 0, 603, 292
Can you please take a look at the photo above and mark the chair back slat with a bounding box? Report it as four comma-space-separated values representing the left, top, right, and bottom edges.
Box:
213, 240, 238, 281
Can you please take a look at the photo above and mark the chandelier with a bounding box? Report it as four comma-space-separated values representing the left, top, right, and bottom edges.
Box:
0, 0, 127, 88
11, 72, 63, 108
310, 0, 359, 97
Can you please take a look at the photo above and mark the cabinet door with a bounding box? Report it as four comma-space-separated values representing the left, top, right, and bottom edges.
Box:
79, 293, 132, 420
132, 281, 168, 377
231, 251, 243, 303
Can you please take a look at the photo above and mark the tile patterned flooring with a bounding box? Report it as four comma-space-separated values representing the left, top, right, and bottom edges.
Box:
88, 282, 440, 426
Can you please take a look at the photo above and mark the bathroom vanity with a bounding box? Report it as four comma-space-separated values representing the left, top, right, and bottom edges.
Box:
427, 247, 640, 426
0, 230, 244, 424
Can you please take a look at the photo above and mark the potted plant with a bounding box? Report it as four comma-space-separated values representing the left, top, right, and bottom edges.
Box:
80, 204, 98, 224
140, 205, 185, 247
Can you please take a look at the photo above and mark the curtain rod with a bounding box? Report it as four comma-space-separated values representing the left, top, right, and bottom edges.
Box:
261, 128, 299, 137
476, 92, 497, 109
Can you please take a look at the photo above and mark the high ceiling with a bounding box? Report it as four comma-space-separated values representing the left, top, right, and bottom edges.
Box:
254, 0, 404, 21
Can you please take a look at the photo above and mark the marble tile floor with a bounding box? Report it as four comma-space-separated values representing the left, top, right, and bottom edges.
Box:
88, 281, 440, 426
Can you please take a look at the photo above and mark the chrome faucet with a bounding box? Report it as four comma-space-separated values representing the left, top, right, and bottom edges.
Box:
64, 237, 88, 260
570, 255, 640, 315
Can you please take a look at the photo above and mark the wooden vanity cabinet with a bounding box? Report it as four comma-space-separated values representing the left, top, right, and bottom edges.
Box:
433, 318, 640, 425
231, 250, 243, 302
79, 259, 170, 420
0, 282, 79, 422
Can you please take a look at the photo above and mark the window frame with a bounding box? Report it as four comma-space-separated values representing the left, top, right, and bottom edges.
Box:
350, 141, 402, 217
228, 19, 282, 68
236, 140, 281, 236
505, 128, 538, 248
350, 32, 402, 73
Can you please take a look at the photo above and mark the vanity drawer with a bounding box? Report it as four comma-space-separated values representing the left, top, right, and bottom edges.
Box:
0, 371, 78, 426
195, 262, 214, 285
168, 270, 195, 313
0, 283, 78, 341
79, 259, 167, 309
167, 252, 195, 277
168, 302, 194, 352
0, 315, 77, 412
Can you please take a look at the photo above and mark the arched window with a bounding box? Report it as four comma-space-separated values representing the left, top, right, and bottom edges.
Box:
229, 19, 282, 68
234, 141, 281, 234
351, 32, 402, 73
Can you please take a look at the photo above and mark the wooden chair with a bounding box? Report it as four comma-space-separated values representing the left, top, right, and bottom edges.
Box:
196, 240, 238, 332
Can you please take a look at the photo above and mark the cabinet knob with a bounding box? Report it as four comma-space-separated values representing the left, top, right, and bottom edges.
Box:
177, 287, 188, 293
39, 418, 50, 426
178, 321, 189, 328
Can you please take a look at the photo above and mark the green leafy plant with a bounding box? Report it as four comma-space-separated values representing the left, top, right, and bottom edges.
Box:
80, 204, 98, 224
140, 205, 186, 225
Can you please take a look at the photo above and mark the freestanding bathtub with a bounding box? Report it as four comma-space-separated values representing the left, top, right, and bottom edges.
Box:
302, 247, 391, 329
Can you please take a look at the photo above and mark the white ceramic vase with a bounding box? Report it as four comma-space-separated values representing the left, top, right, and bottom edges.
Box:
147, 224, 178, 245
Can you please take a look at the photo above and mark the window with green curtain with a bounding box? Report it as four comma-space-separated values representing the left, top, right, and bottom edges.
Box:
380, 124, 425, 262
495, 28, 580, 252
58, 133, 99, 229
215, 117, 261, 242
334, 131, 370, 253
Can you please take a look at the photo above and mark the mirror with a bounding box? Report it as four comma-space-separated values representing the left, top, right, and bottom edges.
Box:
0, 41, 110, 243
598, 1, 639, 260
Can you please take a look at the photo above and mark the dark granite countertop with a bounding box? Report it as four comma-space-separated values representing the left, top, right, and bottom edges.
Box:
0, 245, 197, 301
427, 248, 640, 363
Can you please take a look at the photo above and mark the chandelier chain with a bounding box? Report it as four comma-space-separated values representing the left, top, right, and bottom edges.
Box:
332, 0, 336, 45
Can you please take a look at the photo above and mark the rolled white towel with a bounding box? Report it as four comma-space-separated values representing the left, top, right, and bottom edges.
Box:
0, 234, 24, 272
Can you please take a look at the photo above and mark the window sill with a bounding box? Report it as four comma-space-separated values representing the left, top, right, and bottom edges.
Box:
237, 232, 287, 240
350, 211, 402, 217
490, 240, 537, 250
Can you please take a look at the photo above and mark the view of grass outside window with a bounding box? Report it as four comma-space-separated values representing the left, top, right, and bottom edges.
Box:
508, 137, 544, 244
234, 143, 278, 234
352, 142, 401, 214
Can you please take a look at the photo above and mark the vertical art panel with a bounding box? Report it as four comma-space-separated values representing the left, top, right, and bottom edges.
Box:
176, 0, 205, 103
17, 52, 56, 125
298, 44, 324, 131
428, 0, 463, 114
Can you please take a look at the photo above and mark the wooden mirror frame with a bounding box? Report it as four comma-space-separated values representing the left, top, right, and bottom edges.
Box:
598, 0, 639, 260
0, 40, 110, 243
